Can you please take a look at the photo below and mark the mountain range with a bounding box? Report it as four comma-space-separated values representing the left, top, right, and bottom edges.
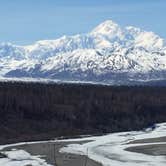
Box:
1, 20, 166, 85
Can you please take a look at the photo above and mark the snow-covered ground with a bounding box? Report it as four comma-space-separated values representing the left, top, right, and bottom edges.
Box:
60, 123, 166, 166
1, 123, 166, 166
0, 149, 52, 166
0, 141, 55, 166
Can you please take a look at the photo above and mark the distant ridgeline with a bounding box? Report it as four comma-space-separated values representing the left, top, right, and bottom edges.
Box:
0, 82, 166, 144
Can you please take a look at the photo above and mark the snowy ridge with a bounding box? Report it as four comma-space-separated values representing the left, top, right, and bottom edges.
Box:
0, 20, 166, 84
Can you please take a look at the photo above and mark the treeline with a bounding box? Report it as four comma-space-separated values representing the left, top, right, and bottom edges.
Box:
0, 82, 166, 144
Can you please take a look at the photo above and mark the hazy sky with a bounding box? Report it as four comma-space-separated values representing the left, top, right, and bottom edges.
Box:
0, 0, 165, 45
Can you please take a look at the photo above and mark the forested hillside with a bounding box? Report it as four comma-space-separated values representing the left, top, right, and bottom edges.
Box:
0, 82, 166, 144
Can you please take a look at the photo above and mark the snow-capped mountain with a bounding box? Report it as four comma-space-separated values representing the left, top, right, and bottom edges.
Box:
1, 20, 166, 84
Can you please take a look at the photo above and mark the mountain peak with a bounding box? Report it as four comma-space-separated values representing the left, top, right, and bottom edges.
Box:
91, 20, 121, 36
1, 19, 166, 84
125, 26, 142, 36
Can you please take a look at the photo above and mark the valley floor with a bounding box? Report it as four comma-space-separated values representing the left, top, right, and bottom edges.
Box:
1, 123, 166, 166
60, 123, 166, 166
0, 140, 101, 166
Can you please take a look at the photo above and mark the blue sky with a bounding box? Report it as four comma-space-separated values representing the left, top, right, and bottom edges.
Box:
0, 0, 165, 45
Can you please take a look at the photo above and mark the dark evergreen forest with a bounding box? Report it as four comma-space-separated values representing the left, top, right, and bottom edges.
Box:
0, 81, 166, 144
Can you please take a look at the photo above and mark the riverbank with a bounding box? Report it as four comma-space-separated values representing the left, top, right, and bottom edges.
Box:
1, 140, 101, 166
